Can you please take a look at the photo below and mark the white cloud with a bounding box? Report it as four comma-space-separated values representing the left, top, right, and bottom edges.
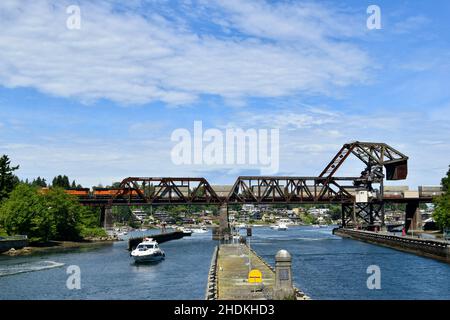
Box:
392, 15, 430, 34
208, 0, 364, 41
0, 0, 371, 106
2, 105, 448, 188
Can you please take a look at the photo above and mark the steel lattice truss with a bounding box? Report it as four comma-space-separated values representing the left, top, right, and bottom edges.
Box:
226, 176, 356, 204
102, 176, 360, 206
110, 177, 222, 205
341, 202, 384, 226
77, 141, 418, 209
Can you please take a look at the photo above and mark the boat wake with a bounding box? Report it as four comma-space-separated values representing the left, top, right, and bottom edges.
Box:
0, 260, 65, 277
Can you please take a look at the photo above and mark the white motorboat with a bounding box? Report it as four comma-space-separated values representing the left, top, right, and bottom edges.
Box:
131, 238, 165, 263
277, 223, 288, 231
192, 227, 208, 234
177, 227, 193, 236
271, 222, 288, 231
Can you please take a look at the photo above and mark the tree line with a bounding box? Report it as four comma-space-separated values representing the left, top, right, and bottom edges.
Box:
19, 175, 83, 189
0, 155, 105, 242
433, 166, 450, 230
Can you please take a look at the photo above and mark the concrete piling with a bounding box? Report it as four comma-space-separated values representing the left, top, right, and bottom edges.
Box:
274, 250, 295, 300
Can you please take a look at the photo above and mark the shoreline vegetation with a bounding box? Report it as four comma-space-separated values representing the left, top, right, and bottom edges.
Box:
0, 183, 108, 244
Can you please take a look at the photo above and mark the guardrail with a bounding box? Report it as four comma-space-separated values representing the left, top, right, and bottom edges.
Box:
341, 229, 448, 248
205, 246, 218, 300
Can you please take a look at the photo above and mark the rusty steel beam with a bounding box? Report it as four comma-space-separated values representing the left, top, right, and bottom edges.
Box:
226, 176, 356, 204
319, 141, 409, 181
108, 177, 222, 205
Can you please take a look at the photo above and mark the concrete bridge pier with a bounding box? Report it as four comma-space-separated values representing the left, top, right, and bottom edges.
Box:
100, 206, 113, 229
212, 203, 230, 240
404, 201, 421, 233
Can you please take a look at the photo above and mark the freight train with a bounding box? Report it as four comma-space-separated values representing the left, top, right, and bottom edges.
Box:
39, 187, 143, 198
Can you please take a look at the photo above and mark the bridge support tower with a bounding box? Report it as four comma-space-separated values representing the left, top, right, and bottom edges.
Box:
212, 203, 230, 241
341, 202, 385, 230
404, 201, 421, 233
100, 206, 114, 230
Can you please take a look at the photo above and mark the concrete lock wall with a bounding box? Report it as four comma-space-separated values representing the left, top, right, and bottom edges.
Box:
334, 228, 449, 263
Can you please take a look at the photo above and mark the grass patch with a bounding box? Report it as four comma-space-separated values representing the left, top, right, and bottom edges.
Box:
80, 227, 107, 239
0, 226, 8, 237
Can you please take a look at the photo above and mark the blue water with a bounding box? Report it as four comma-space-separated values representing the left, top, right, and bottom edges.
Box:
0, 231, 215, 299
248, 226, 450, 300
0, 226, 449, 300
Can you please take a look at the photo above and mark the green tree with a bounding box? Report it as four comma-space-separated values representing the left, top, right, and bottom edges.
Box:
32, 176, 47, 188
441, 165, 450, 191
44, 188, 82, 241
0, 184, 53, 242
0, 184, 105, 242
434, 196, 450, 230
112, 182, 122, 188
0, 155, 20, 202
329, 205, 341, 221
433, 166, 450, 230
52, 175, 71, 189
112, 206, 132, 223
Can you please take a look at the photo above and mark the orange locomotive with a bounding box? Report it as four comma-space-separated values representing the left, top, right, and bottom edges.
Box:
92, 188, 142, 198
65, 188, 90, 197
39, 187, 142, 198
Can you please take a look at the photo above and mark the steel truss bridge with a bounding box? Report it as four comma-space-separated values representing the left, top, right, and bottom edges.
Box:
76, 142, 442, 234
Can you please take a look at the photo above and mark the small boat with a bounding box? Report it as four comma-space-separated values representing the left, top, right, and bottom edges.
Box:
131, 238, 165, 263
271, 223, 288, 231
277, 223, 288, 231
177, 227, 193, 236
192, 227, 208, 234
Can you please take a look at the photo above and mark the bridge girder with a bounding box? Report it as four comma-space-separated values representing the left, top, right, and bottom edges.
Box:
319, 141, 409, 182
103, 176, 362, 205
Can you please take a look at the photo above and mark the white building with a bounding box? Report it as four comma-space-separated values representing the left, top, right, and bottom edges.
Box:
132, 209, 148, 221
242, 204, 256, 212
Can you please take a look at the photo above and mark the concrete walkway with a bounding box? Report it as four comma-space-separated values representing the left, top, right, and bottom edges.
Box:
216, 244, 275, 300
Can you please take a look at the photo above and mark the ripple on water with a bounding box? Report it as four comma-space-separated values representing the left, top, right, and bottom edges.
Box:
0, 260, 65, 277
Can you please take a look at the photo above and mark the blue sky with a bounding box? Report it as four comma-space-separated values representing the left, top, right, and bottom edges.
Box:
0, 0, 449, 188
